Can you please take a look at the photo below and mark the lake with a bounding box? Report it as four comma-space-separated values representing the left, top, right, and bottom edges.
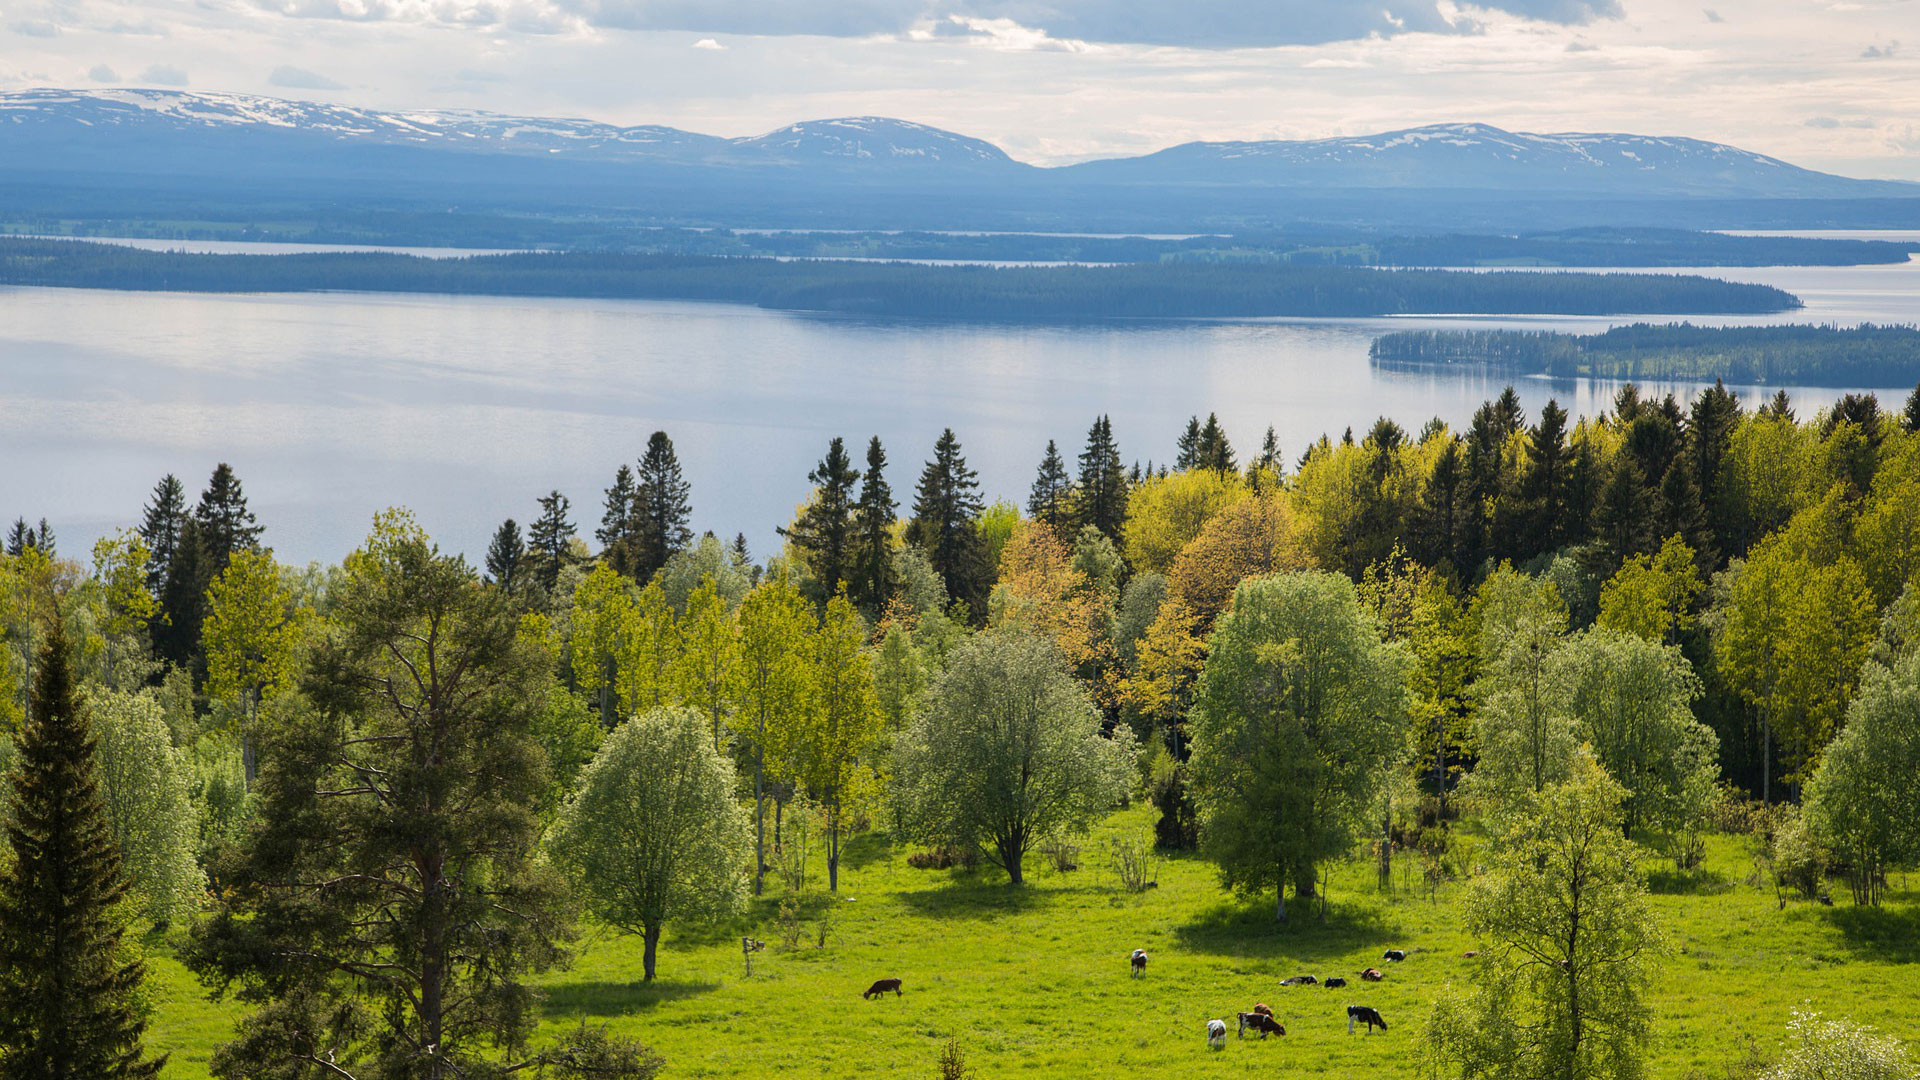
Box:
2, 248, 1916, 566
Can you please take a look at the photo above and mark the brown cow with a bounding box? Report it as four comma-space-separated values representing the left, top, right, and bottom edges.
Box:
1238, 1012, 1287, 1039
863, 978, 903, 999
1360, 968, 1385, 982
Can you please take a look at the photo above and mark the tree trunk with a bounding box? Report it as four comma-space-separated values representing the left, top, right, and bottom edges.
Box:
1761, 708, 1772, 805
1276, 883, 1287, 923
827, 796, 840, 892
753, 747, 766, 897
643, 923, 661, 982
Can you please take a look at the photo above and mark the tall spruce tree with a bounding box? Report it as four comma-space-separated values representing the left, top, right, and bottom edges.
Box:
1251, 425, 1282, 476
1521, 400, 1573, 558
1196, 413, 1236, 473
1074, 416, 1128, 543
153, 518, 210, 676
907, 428, 989, 619
4, 519, 53, 558
782, 437, 860, 600
1174, 416, 1203, 471
1690, 380, 1741, 562
138, 475, 186, 596
849, 436, 897, 615
597, 464, 639, 576
633, 431, 693, 583
485, 518, 526, 590
1904, 382, 1920, 433
527, 491, 577, 593
0, 622, 164, 1080
1027, 440, 1074, 534
192, 463, 262, 575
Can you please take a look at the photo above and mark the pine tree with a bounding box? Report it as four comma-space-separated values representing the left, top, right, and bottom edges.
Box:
485, 519, 526, 590
1174, 416, 1203, 471
1904, 382, 1920, 434
633, 431, 693, 583
1760, 389, 1795, 422
1251, 425, 1282, 475
1196, 413, 1235, 473
597, 464, 639, 576
1690, 380, 1741, 562
1521, 399, 1572, 557
153, 518, 210, 676
0, 622, 164, 1079
1411, 438, 1465, 570
1074, 416, 1128, 543
137, 475, 186, 596
527, 491, 576, 593
1590, 458, 1656, 576
1027, 440, 1074, 534
849, 437, 896, 615
192, 463, 262, 575
907, 429, 989, 619
782, 437, 860, 600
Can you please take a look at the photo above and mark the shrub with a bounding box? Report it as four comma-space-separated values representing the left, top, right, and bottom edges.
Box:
1760, 1010, 1918, 1080
1107, 834, 1160, 893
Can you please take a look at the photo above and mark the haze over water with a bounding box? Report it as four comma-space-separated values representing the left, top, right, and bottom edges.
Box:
3, 249, 1916, 565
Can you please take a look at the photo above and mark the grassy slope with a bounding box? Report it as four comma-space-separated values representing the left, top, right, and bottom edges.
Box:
145, 807, 1920, 1079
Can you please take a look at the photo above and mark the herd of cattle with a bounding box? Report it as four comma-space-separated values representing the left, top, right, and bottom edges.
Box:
862, 947, 1413, 1051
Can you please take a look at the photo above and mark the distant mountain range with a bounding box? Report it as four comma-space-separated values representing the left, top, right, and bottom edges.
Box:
2, 89, 1914, 231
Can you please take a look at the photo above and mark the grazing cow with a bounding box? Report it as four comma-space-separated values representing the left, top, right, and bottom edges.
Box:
1207, 1019, 1228, 1049
1360, 968, 1385, 982
1280, 975, 1318, 986
1348, 1005, 1389, 1034
1324, 977, 1348, 989
1383, 949, 1407, 962
862, 978, 903, 999
1238, 1012, 1287, 1039
1131, 949, 1148, 976
1251, 1003, 1274, 1018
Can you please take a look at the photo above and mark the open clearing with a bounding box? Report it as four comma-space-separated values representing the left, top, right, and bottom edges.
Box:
144, 806, 1920, 1078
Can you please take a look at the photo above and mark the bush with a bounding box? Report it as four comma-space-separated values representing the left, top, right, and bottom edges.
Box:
906, 847, 978, 870
1107, 834, 1160, 893
1042, 838, 1081, 873
1760, 1010, 1918, 1080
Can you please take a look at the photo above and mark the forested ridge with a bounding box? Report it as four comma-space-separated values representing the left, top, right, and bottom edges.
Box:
0, 237, 1801, 319
7, 378, 1920, 1077
1372, 322, 1920, 386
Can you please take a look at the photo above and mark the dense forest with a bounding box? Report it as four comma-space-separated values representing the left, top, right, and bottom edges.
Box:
0, 237, 1802, 319
1371, 322, 1920, 386
8, 378, 1920, 1076
7, 221, 1912, 267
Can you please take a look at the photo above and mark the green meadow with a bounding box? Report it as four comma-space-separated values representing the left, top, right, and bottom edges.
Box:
142, 806, 1919, 1079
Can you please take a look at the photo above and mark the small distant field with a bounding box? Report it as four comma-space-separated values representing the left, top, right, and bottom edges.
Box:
143, 806, 1920, 1079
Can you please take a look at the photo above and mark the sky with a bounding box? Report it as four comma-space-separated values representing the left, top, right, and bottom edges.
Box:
2, 0, 1917, 178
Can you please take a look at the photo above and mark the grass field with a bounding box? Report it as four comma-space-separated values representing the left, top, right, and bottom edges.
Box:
143, 806, 1920, 1079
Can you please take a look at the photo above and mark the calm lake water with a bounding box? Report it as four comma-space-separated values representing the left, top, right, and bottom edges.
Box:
2, 247, 1916, 565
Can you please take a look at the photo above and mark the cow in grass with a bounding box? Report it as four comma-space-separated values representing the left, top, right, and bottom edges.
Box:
1348, 1005, 1388, 1034
1207, 1019, 1228, 1049
1238, 1012, 1286, 1039
1130, 949, 1148, 976
862, 978, 903, 999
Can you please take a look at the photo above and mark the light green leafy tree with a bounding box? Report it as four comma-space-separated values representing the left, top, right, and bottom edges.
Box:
1596, 534, 1702, 645
794, 595, 882, 892
90, 529, 159, 689
614, 581, 681, 716
1467, 566, 1577, 816
1554, 627, 1718, 838
551, 706, 751, 982
675, 577, 740, 752
1186, 571, 1408, 920
734, 574, 815, 895
1805, 650, 1920, 905
893, 629, 1133, 886
1425, 759, 1663, 1080
569, 563, 635, 728
90, 690, 205, 926
201, 548, 303, 782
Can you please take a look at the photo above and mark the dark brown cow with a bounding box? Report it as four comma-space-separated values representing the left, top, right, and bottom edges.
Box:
863, 978, 903, 999
1238, 1012, 1287, 1039
1360, 968, 1385, 982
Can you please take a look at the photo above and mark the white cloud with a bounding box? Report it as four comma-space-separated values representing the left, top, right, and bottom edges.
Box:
269, 64, 347, 88
136, 63, 189, 85
692, 37, 723, 50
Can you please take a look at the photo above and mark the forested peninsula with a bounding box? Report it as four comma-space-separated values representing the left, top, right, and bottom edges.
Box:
1370, 323, 1920, 387
0, 238, 1801, 319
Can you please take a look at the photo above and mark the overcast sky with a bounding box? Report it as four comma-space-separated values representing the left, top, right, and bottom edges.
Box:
4, 0, 1916, 178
